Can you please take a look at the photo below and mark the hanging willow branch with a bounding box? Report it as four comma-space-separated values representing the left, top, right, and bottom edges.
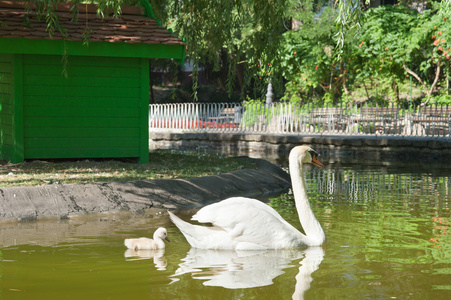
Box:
26, 0, 417, 102
334, 0, 368, 54
149, 0, 288, 100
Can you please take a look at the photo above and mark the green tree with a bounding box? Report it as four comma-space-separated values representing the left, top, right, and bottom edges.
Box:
279, 6, 356, 104
353, 5, 418, 102
402, 2, 451, 105
354, 3, 450, 105
149, 0, 288, 99
17, 0, 451, 104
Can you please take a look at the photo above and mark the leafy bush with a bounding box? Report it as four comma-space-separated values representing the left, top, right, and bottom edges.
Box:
279, 7, 356, 104
278, 4, 450, 106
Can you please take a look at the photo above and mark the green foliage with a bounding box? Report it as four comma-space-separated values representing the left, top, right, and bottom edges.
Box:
354, 6, 415, 83
241, 97, 266, 126
404, 6, 450, 81
82, 28, 92, 46
278, 6, 356, 104
429, 89, 451, 105
335, 0, 369, 50
353, 4, 451, 104
25, 0, 67, 38
18, 0, 451, 104
149, 0, 288, 99
279, 3, 450, 105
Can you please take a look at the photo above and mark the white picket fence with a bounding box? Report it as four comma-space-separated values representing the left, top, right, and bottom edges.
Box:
149, 102, 451, 138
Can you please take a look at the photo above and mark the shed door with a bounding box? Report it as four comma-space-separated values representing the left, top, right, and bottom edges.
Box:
22, 54, 147, 160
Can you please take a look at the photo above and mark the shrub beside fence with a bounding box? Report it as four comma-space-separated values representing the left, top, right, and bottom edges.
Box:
149, 102, 451, 138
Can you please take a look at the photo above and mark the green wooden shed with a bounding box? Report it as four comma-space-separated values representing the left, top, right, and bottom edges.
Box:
0, 0, 185, 163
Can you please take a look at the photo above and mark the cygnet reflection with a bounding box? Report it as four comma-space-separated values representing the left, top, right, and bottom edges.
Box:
170, 246, 324, 297
124, 248, 167, 271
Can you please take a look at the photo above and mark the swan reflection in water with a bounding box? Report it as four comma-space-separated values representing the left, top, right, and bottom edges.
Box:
171, 246, 324, 297
124, 249, 167, 271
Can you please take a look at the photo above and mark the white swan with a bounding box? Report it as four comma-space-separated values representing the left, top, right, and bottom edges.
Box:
168, 145, 326, 250
124, 227, 170, 250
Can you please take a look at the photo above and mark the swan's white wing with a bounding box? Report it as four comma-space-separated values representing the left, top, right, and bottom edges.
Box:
168, 211, 236, 249
192, 197, 306, 249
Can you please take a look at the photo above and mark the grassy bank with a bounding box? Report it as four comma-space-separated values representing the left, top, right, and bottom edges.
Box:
0, 150, 256, 187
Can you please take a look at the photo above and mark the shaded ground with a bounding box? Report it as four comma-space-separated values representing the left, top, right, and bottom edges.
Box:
0, 151, 255, 187
0, 158, 290, 222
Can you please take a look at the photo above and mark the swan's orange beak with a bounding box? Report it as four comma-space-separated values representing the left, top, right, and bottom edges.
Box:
311, 154, 324, 168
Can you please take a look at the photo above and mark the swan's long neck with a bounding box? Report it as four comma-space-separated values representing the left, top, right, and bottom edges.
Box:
290, 155, 325, 246
153, 232, 165, 248
153, 236, 165, 249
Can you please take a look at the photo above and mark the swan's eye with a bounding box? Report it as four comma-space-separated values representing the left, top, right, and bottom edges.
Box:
308, 150, 318, 158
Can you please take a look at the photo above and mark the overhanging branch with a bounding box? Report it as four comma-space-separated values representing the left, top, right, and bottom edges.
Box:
402, 63, 427, 92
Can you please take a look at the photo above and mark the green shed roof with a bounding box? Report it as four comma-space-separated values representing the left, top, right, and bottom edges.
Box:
0, 0, 186, 61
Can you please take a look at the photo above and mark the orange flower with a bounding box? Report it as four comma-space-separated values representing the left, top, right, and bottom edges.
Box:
434, 39, 440, 46
438, 31, 443, 35
358, 42, 364, 47
438, 46, 443, 51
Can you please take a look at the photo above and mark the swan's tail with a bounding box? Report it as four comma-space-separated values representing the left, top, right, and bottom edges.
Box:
168, 211, 232, 249
168, 211, 202, 247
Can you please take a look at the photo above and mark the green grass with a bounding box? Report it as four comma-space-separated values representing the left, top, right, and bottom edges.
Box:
0, 150, 256, 187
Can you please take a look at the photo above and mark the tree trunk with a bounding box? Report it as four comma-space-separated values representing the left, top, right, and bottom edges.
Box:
236, 58, 245, 94
392, 80, 399, 102
403, 60, 442, 106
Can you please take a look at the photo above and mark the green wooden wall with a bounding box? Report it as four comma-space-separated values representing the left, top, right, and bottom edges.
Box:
0, 54, 14, 161
19, 54, 149, 163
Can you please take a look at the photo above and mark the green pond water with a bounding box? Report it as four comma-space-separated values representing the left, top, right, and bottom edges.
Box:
0, 160, 450, 299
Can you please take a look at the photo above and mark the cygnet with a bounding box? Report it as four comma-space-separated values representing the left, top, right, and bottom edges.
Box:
124, 227, 170, 250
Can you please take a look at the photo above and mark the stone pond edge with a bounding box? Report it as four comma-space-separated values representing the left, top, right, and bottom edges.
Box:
0, 157, 291, 222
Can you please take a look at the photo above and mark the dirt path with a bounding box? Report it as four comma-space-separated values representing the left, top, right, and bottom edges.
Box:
0, 158, 290, 222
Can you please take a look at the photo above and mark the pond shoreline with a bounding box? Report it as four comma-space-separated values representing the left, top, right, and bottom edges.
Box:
0, 157, 290, 222
3, 132, 448, 223
149, 132, 451, 161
